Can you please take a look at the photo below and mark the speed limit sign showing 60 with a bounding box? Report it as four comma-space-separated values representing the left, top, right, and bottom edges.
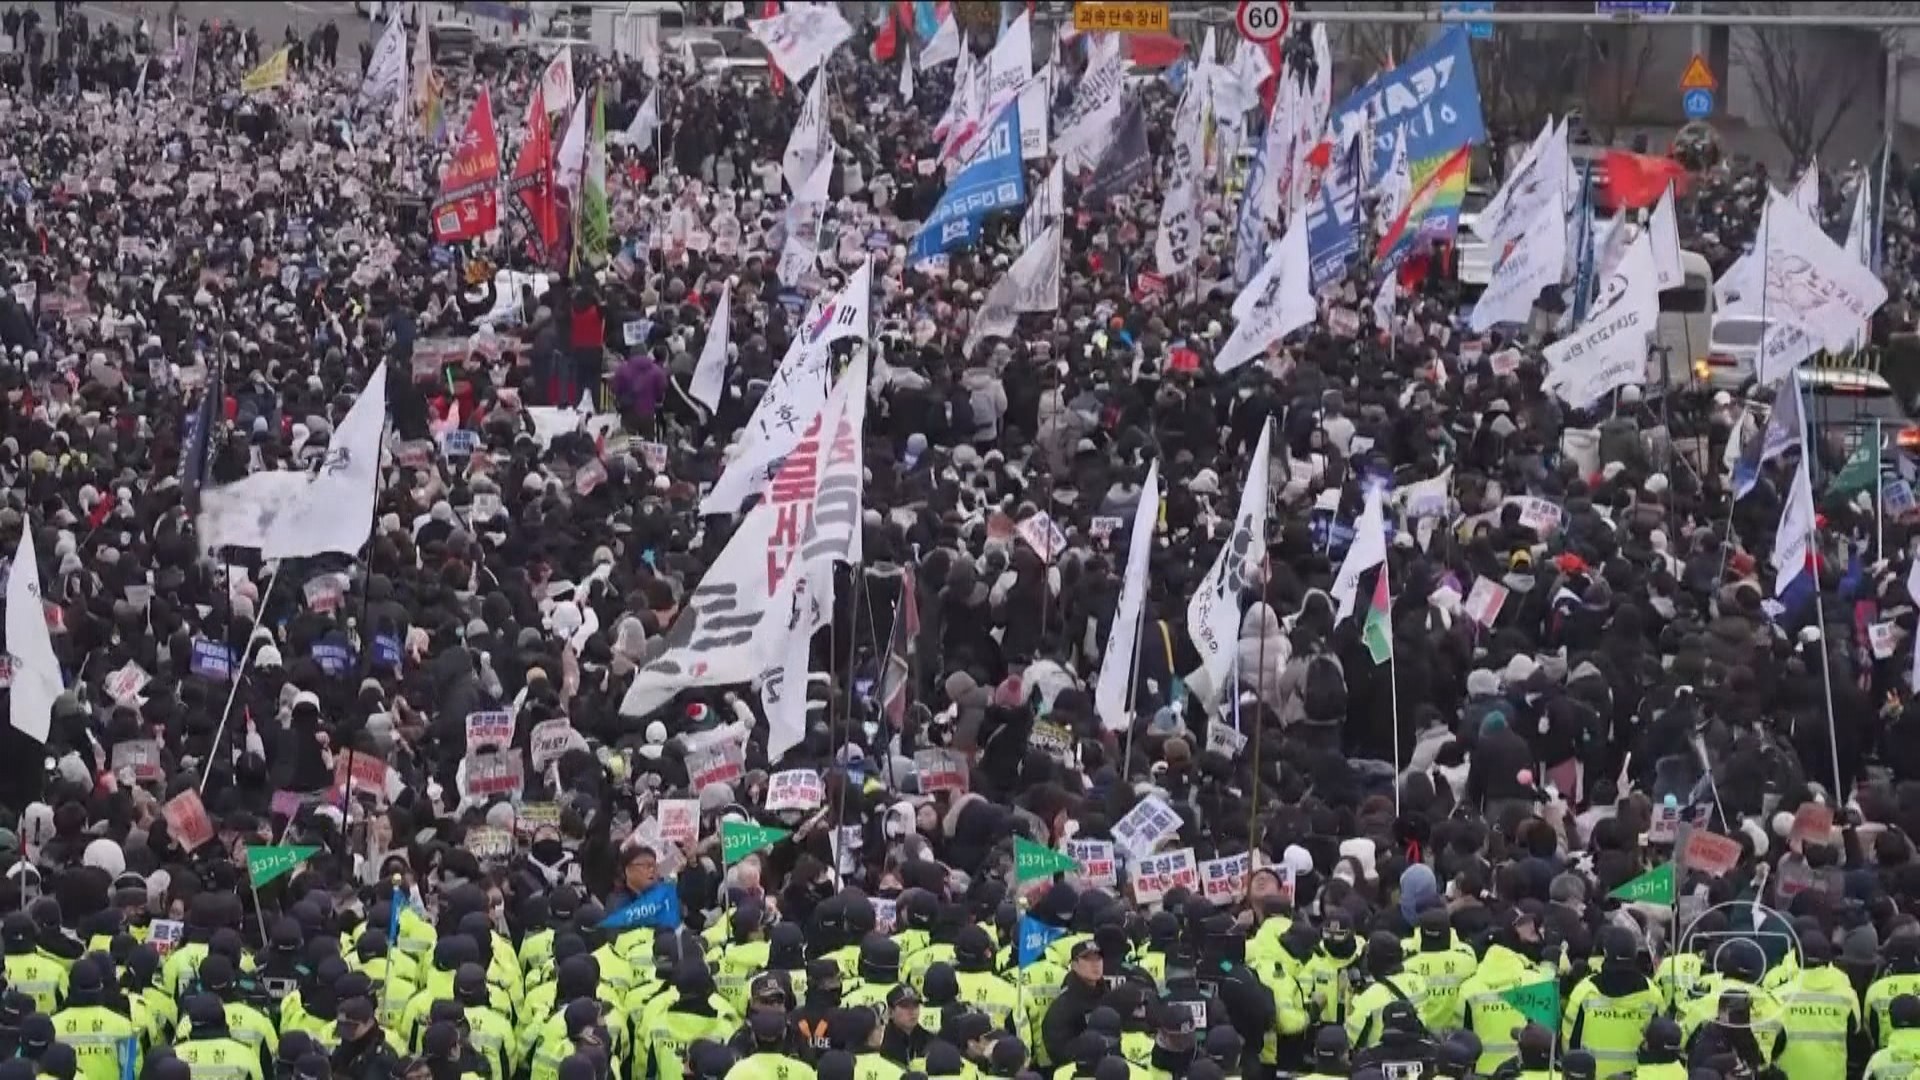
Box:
1237, 0, 1290, 43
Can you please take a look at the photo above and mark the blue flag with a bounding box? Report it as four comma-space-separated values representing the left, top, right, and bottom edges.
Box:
1018, 915, 1066, 968
910, 104, 1027, 264
387, 884, 403, 942
601, 882, 683, 931
1306, 183, 1360, 293
1732, 375, 1804, 500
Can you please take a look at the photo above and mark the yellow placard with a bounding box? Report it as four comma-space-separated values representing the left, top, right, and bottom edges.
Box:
1073, 2, 1171, 34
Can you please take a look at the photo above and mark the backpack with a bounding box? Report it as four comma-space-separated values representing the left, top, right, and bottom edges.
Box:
1302, 654, 1348, 723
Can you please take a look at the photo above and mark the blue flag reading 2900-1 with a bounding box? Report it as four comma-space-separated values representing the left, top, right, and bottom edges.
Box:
601, 881, 683, 931
910, 104, 1026, 264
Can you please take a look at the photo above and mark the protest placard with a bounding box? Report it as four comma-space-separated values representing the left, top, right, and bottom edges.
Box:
1200, 852, 1251, 904
658, 799, 701, 846
334, 753, 391, 803
467, 752, 524, 798
105, 661, 149, 706
162, 790, 214, 852
303, 573, 346, 613
467, 827, 514, 860
914, 749, 969, 794
465, 710, 515, 754
190, 639, 234, 682
1682, 831, 1743, 877
1206, 721, 1248, 759
689, 739, 747, 789
765, 769, 826, 812
111, 739, 163, 783
148, 920, 184, 956
1066, 839, 1117, 888
1112, 794, 1181, 859
1131, 848, 1198, 905
1791, 803, 1837, 847
1465, 577, 1510, 628
530, 718, 581, 769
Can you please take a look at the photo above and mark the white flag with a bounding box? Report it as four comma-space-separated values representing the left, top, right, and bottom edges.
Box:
783, 73, 830, 194
625, 365, 860, 718
985, 12, 1033, 104
1542, 234, 1660, 408
1021, 160, 1063, 249
762, 571, 828, 765
359, 12, 408, 119
540, 47, 575, 113
689, 281, 732, 413
1016, 65, 1051, 160
1097, 460, 1161, 733
750, 4, 853, 83
1747, 191, 1889, 384
1156, 172, 1201, 275
1469, 189, 1565, 333
556, 95, 589, 192
933, 47, 980, 143
1186, 424, 1272, 692
1331, 485, 1389, 622
1372, 273, 1399, 331
260, 362, 388, 561
1055, 38, 1125, 173
1472, 117, 1556, 238
1649, 183, 1685, 291
1846, 174, 1873, 266
1215, 216, 1314, 373
1789, 156, 1820, 219
703, 261, 871, 514
6, 527, 61, 743
964, 223, 1060, 355
778, 150, 835, 287
757, 354, 868, 759
1907, 558, 1920, 693
619, 88, 661, 148
1371, 127, 1412, 233
1773, 454, 1814, 597
899, 47, 914, 102
920, 10, 960, 68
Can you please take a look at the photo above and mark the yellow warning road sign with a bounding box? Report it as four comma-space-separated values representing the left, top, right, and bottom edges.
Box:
1679, 54, 1717, 92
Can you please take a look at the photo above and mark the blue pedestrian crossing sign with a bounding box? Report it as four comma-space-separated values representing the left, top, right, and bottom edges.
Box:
1683, 87, 1713, 119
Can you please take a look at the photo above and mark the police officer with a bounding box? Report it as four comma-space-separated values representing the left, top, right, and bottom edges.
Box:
1345, 934, 1427, 1050
1564, 927, 1663, 1078
1403, 906, 1477, 1033
645, 961, 741, 1080
949, 929, 1018, 1033
1461, 904, 1557, 1076
842, 936, 906, 1013
1868, 935, 1920, 1047
1501, 1023, 1557, 1080
50, 956, 137, 1080
331, 995, 401, 1080
252, 919, 309, 1021
175, 993, 265, 1080
1042, 941, 1114, 1068
1865, 994, 1920, 1079
1432, 1033, 1481, 1080
1354, 1000, 1437, 1077
451, 963, 517, 1080
727, 1007, 815, 1080
182, 954, 277, 1074
790, 960, 845, 1062
1295, 1027, 1351, 1080
716, 902, 774, 1010
1632, 1016, 1688, 1080
119, 945, 174, 1046
1558, 1049, 1598, 1080
349, 928, 417, 1033
1142, 1004, 1196, 1080
3, 914, 64, 1014
830, 1007, 900, 1080
1680, 941, 1782, 1065
1686, 989, 1775, 1077
879, 985, 932, 1067
530, 999, 622, 1080
1303, 911, 1364, 1030
1771, 921, 1857, 1080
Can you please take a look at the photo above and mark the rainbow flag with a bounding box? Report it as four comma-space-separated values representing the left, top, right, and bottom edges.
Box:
1375, 145, 1470, 279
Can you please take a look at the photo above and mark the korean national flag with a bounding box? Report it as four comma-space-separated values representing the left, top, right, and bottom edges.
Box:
910, 103, 1027, 264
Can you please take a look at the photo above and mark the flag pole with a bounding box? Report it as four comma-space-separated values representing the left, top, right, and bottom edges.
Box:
1387, 565, 1402, 817
1799, 387, 1847, 804
1120, 596, 1147, 776
200, 569, 284, 795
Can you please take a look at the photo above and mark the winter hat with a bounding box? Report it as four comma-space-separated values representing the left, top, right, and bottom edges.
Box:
83, 838, 126, 878
1466, 670, 1500, 699
1337, 838, 1377, 882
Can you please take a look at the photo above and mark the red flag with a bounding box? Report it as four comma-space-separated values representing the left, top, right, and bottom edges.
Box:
1601, 149, 1690, 210
507, 84, 561, 260
431, 88, 502, 243
86, 493, 115, 530
879, 567, 921, 728
873, 6, 899, 61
